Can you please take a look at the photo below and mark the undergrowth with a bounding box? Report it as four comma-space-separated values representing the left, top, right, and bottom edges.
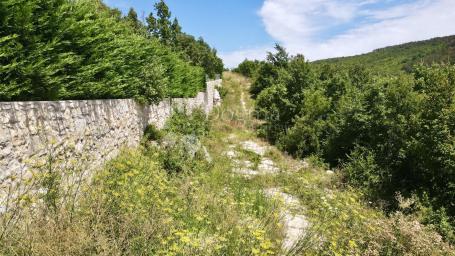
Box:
0, 108, 282, 255
1, 72, 453, 255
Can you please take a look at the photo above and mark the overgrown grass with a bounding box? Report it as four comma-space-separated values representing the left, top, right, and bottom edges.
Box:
219, 72, 455, 255
273, 168, 454, 255
0, 107, 282, 255
1, 72, 453, 255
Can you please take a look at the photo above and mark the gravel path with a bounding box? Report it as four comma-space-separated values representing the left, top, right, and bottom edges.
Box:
226, 139, 309, 253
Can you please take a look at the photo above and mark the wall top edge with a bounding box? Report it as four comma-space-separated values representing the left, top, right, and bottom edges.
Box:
0, 80, 222, 105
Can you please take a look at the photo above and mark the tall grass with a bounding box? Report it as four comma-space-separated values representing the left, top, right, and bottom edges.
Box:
0, 109, 283, 255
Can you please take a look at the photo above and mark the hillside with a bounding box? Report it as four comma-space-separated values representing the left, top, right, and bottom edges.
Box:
314, 35, 455, 74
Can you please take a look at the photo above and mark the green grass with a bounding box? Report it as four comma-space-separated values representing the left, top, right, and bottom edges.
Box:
0, 72, 453, 255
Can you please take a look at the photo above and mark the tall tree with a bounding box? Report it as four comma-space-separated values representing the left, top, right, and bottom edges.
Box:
267, 44, 290, 68
125, 8, 142, 31
146, 12, 158, 36
144, 0, 224, 77
154, 0, 172, 45
171, 17, 182, 44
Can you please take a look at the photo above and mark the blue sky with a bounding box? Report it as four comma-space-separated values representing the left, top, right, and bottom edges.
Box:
105, 0, 274, 52
105, 0, 455, 68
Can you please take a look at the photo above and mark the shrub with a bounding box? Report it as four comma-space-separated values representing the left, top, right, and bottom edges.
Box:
233, 59, 262, 78
91, 149, 170, 218
164, 108, 209, 138
143, 124, 163, 141
251, 45, 455, 239
156, 134, 211, 174
157, 108, 211, 173
217, 86, 229, 100
422, 206, 455, 244
342, 147, 385, 199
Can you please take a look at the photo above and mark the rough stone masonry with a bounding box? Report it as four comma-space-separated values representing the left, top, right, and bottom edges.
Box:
0, 79, 222, 181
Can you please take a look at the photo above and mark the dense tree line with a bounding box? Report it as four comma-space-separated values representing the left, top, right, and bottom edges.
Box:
0, 0, 222, 103
242, 45, 455, 243
145, 1, 224, 79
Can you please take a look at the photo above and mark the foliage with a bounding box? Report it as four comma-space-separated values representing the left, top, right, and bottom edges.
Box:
0, 0, 206, 102
93, 150, 171, 221
342, 147, 385, 198
251, 44, 455, 242
143, 109, 211, 173
233, 59, 262, 78
0, 125, 281, 255
277, 168, 454, 255
314, 35, 455, 75
143, 124, 163, 141
164, 108, 210, 138
1, 70, 453, 255
151, 0, 173, 45
146, 0, 224, 78
125, 8, 143, 32
217, 86, 229, 100
249, 44, 291, 99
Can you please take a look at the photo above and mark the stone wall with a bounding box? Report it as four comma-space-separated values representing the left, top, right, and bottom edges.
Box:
0, 79, 222, 181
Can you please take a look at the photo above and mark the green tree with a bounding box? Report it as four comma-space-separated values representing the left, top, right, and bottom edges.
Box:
125, 8, 143, 32
171, 18, 182, 41
154, 0, 172, 45
249, 45, 293, 98
147, 0, 224, 77
267, 44, 289, 68
233, 59, 262, 78
146, 12, 158, 36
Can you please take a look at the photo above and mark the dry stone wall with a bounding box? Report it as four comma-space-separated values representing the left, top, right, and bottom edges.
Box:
0, 79, 222, 181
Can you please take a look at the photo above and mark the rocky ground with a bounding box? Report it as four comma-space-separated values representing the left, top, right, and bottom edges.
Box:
216, 73, 312, 253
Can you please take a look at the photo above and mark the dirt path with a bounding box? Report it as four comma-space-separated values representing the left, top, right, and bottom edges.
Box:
226, 137, 309, 252
240, 91, 247, 113
220, 72, 310, 253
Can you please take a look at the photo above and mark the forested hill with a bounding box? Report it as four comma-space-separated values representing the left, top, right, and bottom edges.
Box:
314, 35, 455, 74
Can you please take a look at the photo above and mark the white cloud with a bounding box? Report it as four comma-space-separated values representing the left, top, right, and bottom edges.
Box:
222, 0, 455, 67
362, 1, 431, 20
259, 0, 362, 45
297, 0, 455, 60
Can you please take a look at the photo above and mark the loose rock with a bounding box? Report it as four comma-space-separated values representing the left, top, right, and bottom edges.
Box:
241, 140, 267, 156
265, 188, 309, 252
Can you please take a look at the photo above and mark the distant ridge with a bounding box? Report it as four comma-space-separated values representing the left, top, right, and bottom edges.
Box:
314, 35, 455, 74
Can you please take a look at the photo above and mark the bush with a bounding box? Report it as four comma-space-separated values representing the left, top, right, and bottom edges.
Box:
233, 59, 262, 78
217, 86, 229, 100
422, 205, 455, 244
156, 134, 211, 174
251, 44, 455, 239
143, 124, 163, 141
164, 108, 209, 138
281, 169, 454, 255
0, 144, 280, 255
342, 147, 385, 199
92, 149, 170, 218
